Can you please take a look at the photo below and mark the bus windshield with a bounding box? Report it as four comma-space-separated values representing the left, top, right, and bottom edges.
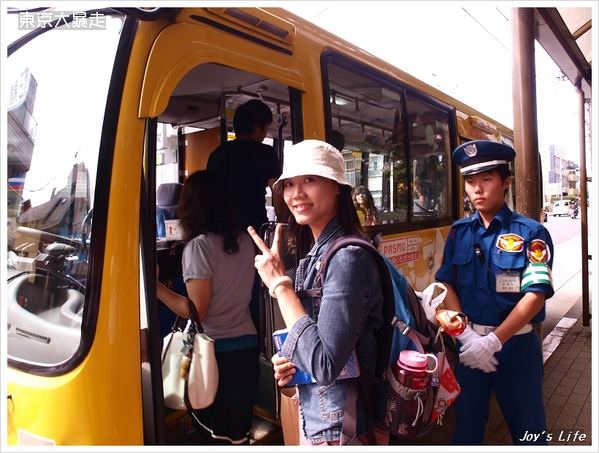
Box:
6, 12, 124, 367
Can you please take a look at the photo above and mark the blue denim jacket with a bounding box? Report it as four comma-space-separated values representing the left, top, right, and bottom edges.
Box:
279, 219, 383, 443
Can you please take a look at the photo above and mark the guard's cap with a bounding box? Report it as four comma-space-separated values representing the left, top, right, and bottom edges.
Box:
452, 140, 515, 176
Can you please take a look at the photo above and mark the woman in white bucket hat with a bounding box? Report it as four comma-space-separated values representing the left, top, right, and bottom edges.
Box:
248, 139, 385, 445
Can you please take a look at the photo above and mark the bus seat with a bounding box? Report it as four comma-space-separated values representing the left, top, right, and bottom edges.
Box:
156, 183, 182, 238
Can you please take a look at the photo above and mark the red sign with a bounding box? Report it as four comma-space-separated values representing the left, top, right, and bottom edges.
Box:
379, 236, 420, 266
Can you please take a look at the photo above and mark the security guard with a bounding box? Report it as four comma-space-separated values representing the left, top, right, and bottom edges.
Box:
436, 140, 554, 445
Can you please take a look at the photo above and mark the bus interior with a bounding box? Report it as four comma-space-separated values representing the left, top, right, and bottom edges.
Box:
151, 62, 294, 444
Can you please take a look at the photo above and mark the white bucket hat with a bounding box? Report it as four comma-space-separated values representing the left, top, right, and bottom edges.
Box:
274, 139, 350, 190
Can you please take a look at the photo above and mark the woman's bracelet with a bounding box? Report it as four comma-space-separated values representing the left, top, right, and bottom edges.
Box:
269, 276, 293, 298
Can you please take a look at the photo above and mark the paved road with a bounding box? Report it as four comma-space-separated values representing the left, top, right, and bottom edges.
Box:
541, 215, 586, 336
544, 216, 582, 289
543, 214, 582, 246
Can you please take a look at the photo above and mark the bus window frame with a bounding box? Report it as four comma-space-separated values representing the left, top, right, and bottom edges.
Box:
403, 87, 458, 223
140, 117, 167, 444
6, 14, 137, 376
321, 51, 457, 235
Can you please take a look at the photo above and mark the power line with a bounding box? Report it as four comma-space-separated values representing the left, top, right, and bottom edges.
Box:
461, 7, 510, 52
495, 7, 510, 23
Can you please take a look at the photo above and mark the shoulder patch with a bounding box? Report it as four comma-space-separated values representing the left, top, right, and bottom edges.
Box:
496, 233, 524, 253
527, 239, 550, 263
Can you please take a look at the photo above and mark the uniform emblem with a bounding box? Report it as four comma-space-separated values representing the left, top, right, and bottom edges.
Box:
464, 143, 478, 157
527, 239, 550, 263
496, 233, 524, 253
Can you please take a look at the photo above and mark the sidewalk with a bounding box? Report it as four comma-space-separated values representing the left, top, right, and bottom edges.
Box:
392, 305, 593, 447
484, 313, 592, 445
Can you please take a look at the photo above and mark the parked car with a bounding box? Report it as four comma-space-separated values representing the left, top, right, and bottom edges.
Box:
551, 200, 571, 216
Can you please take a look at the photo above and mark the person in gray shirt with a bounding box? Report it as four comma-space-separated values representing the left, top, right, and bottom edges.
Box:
157, 171, 258, 445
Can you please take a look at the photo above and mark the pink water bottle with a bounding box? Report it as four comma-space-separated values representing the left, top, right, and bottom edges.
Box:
393, 350, 438, 390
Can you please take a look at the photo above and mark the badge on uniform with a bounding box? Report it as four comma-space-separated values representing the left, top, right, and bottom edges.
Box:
464, 143, 478, 157
495, 233, 526, 292
521, 239, 553, 291
496, 272, 521, 293
527, 239, 551, 263
496, 233, 524, 253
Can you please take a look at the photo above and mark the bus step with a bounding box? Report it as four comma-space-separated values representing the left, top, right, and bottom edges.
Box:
163, 407, 283, 445
249, 409, 282, 445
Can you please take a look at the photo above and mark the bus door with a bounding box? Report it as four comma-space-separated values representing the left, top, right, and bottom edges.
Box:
137, 11, 304, 443
5, 10, 168, 445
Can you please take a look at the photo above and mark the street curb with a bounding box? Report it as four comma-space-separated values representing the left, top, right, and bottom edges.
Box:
542, 316, 577, 363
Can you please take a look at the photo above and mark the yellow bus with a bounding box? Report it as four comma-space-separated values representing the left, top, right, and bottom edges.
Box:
5, 7, 513, 445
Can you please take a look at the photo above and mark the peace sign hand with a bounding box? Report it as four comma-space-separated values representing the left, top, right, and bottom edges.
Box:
247, 224, 288, 292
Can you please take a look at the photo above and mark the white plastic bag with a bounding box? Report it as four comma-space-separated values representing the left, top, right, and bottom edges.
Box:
415, 282, 447, 324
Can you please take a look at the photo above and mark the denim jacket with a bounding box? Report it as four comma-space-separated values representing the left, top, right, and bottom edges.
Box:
279, 218, 383, 443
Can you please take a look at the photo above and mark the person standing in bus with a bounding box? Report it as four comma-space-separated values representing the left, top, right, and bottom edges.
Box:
156, 171, 258, 445
207, 98, 282, 232
328, 129, 346, 152
353, 185, 379, 226
435, 140, 554, 445
247, 140, 385, 445
413, 176, 430, 213
207, 98, 282, 333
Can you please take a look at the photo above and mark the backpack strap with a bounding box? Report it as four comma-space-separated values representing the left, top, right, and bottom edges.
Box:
314, 235, 394, 444
391, 316, 428, 354
314, 235, 394, 378
340, 380, 360, 445
318, 236, 379, 272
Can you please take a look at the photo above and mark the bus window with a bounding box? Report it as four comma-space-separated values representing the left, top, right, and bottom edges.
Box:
325, 60, 408, 224
156, 123, 180, 188
406, 93, 451, 219
324, 56, 452, 225
6, 15, 124, 368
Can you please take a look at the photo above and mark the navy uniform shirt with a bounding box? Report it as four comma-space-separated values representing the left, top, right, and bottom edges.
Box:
436, 204, 554, 326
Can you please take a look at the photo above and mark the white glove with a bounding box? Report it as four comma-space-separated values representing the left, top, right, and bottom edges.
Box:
456, 325, 483, 348
459, 332, 503, 373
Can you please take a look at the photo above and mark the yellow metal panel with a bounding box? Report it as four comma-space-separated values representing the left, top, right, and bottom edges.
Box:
378, 226, 450, 289
206, 7, 296, 45
456, 110, 505, 142
139, 22, 306, 119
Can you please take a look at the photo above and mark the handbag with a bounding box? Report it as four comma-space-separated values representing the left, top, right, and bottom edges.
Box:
161, 300, 218, 410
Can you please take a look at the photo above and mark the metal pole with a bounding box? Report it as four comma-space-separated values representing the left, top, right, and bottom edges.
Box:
511, 8, 541, 221
576, 80, 590, 327
177, 127, 186, 183
512, 8, 544, 342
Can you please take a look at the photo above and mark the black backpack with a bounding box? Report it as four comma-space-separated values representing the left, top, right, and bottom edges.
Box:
311, 235, 459, 441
